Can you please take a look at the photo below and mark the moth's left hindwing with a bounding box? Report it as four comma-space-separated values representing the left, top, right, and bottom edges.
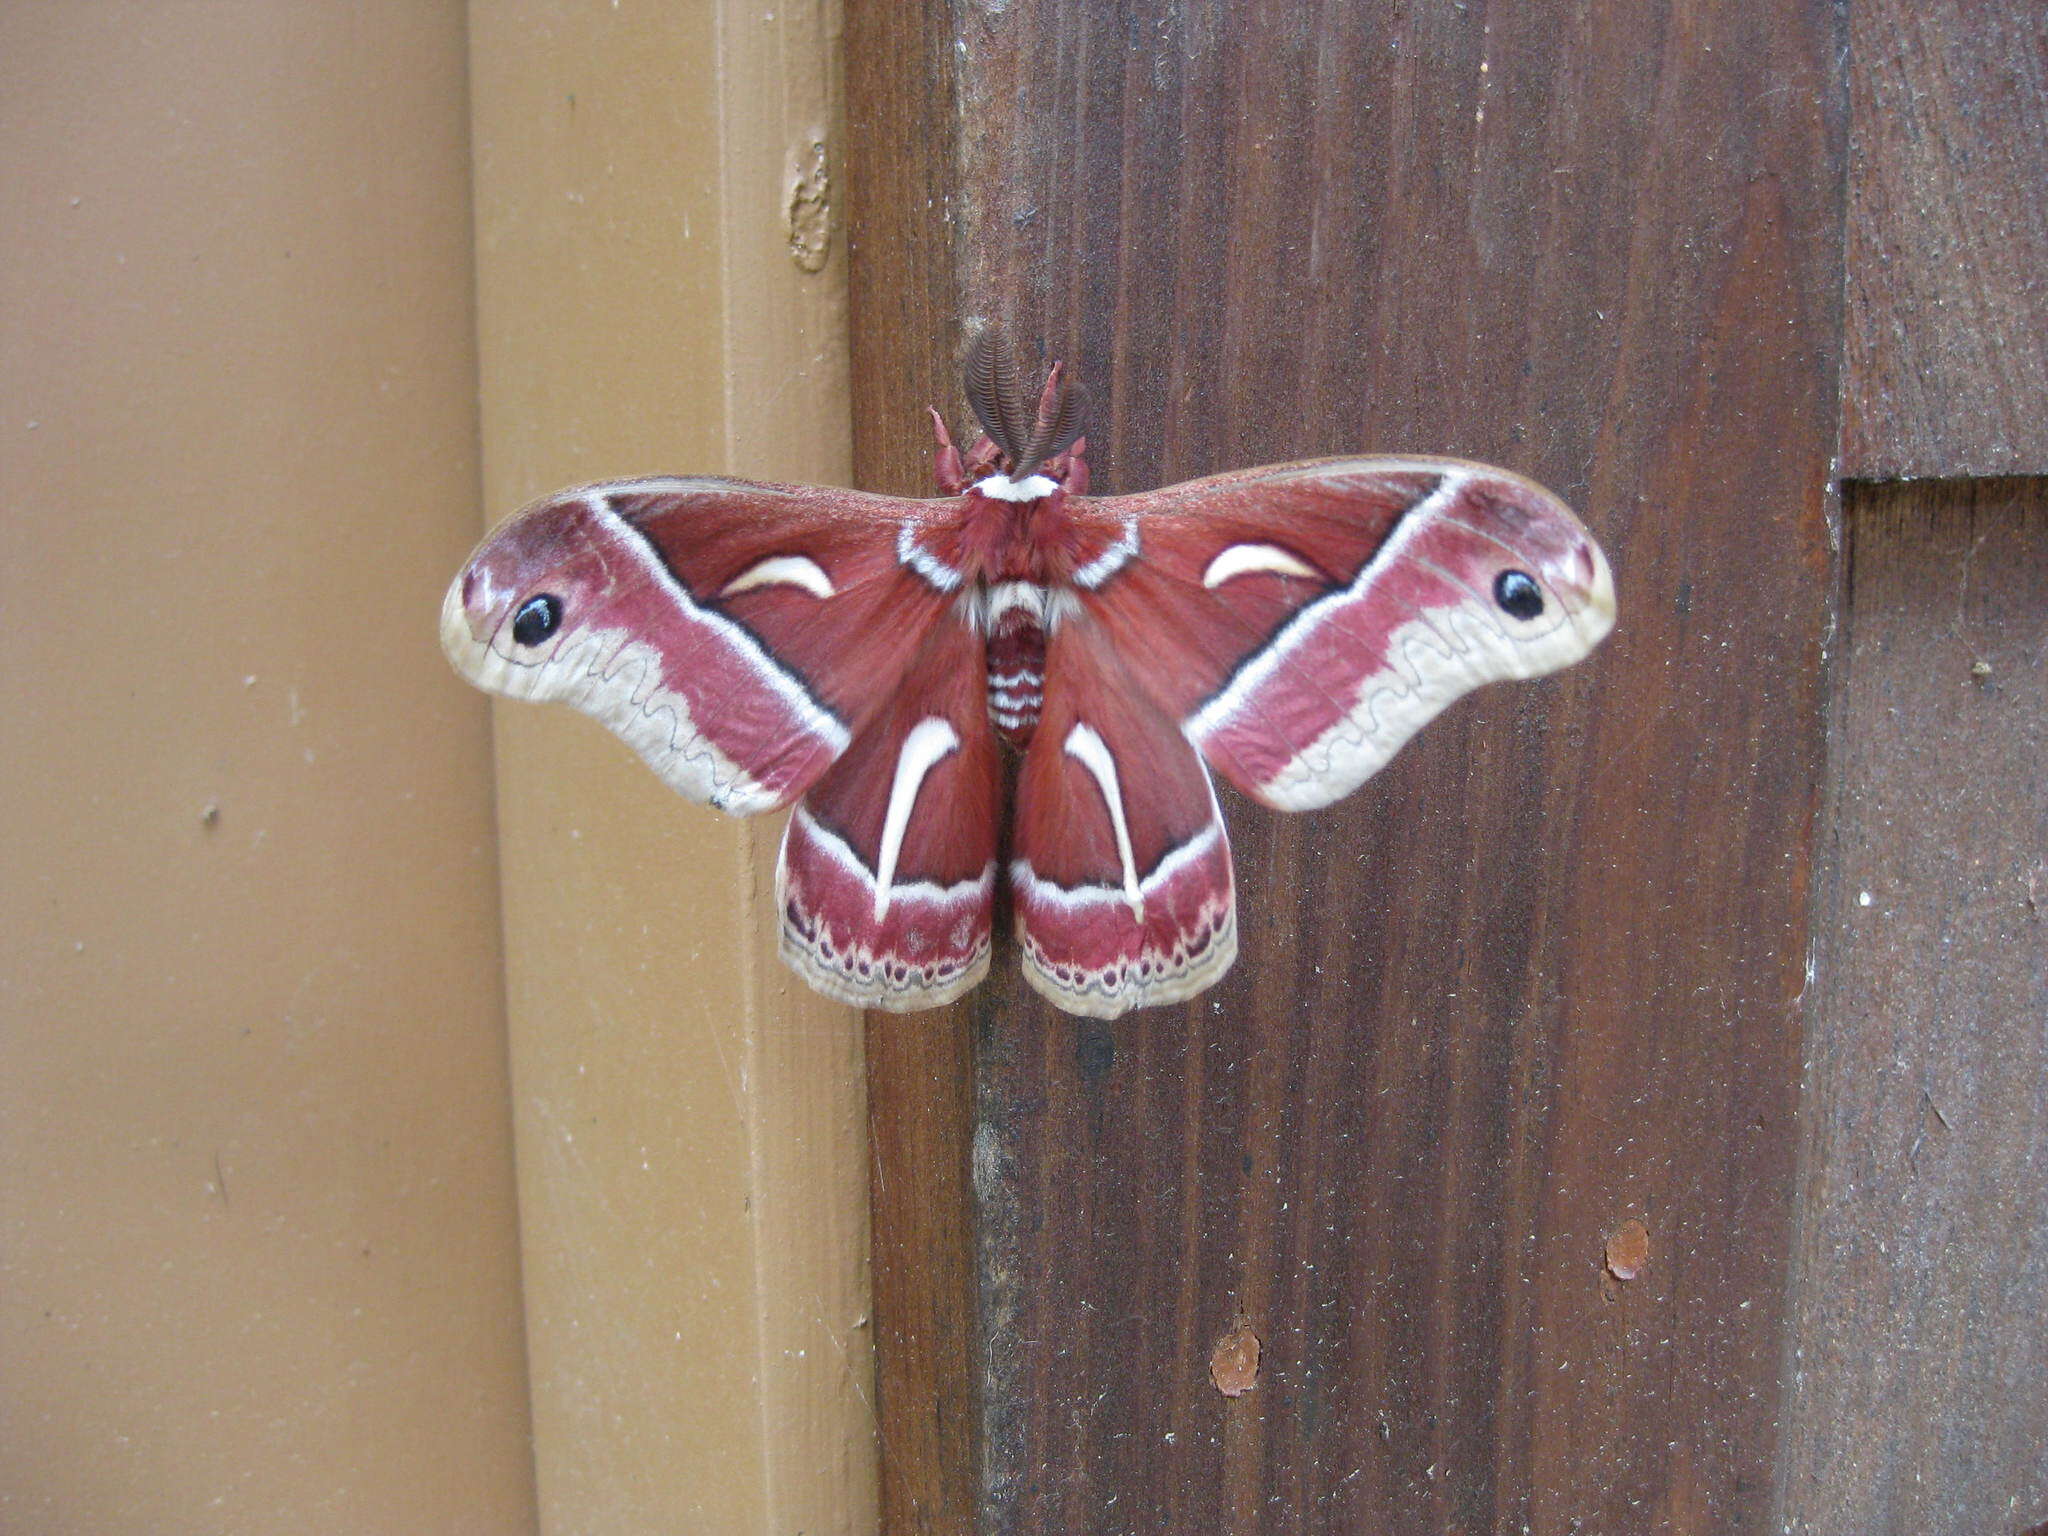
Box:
440, 478, 955, 814
778, 617, 1003, 1011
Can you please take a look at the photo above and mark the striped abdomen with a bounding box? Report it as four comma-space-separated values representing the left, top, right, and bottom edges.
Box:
982, 582, 1049, 746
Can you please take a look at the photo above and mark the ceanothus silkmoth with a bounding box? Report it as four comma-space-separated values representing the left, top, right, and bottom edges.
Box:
441, 329, 1615, 1018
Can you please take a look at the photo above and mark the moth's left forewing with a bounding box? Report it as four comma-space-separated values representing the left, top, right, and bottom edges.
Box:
1078, 459, 1616, 811
440, 478, 954, 815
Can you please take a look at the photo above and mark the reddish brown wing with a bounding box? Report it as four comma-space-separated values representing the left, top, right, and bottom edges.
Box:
778, 614, 1003, 1011
1069, 458, 1616, 810
440, 476, 959, 814
1010, 611, 1236, 1018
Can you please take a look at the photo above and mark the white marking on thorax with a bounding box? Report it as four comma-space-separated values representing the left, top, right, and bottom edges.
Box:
956, 581, 1079, 634
1202, 542, 1318, 588
1063, 722, 1144, 919
972, 473, 1058, 503
874, 717, 961, 919
1072, 517, 1139, 589
899, 523, 964, 592
986, 581, 1045, 624
720, 554, 837, 600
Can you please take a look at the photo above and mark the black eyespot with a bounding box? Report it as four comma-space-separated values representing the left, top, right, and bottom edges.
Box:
1493, 570, 1544, 620
512, 594, 564, 647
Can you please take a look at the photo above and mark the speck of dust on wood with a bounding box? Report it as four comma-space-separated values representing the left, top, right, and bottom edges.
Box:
1209, 1318, 1262, 1398
1605, 1219, 1651, 1282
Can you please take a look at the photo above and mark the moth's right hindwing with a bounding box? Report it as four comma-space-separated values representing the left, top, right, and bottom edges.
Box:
1009, 613, 1237, 1019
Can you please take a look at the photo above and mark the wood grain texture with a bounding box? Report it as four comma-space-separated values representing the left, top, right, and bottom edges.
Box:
864, 1010, 982, 1536
844, 0, 966, 498
845, 1, 1846, 1531
844, 3, 982, 1529
1777, 479, 2048, 1536
712, 6, 879, 1530
1842, 0, 2048, 478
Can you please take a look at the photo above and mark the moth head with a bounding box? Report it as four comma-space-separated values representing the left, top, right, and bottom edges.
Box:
440, 493, 623, 699
1447, 470, 1617, 675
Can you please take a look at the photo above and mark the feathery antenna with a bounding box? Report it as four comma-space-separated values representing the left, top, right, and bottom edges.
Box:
964, 325, 1030, 462
1011, 364, 1087, 479
964, 323, 1087, 479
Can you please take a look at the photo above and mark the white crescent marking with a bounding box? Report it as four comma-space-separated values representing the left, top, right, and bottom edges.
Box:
1202, 542, 1319, 588
720, 554, 837, 600
874, 717, 961, 919
446, 497, 850, 813
593, 497, 850, 748
1063, 722, 1144, 919
1188, 473, 1463, 745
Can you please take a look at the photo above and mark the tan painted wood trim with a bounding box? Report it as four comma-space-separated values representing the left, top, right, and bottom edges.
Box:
1, 4, 535, 1528
468, 4, 873, 1530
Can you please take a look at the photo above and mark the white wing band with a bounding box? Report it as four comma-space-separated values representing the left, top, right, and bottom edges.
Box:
1063, 722, 1144, 919
874, 717, 961, 919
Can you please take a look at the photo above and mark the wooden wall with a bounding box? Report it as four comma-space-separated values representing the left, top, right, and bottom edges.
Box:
7, 2, 2039, 1530
1779, 1, 2048, 1530
1781, 477, 2048, 1533
1, 5, 876, 1532
845, 3, 2046, 1533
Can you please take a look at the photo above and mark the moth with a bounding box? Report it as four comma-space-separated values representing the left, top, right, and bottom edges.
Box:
441, 329, 1615, 1018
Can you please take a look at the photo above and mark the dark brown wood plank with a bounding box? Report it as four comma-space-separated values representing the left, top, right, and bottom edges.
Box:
1842, 0, 2048, 478
935, 4, 1843, 1532
843, 4, 980, 1530
842, 0, 964, 497
1777, 478, 2048, 1536
864, 1011, 981, 1536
